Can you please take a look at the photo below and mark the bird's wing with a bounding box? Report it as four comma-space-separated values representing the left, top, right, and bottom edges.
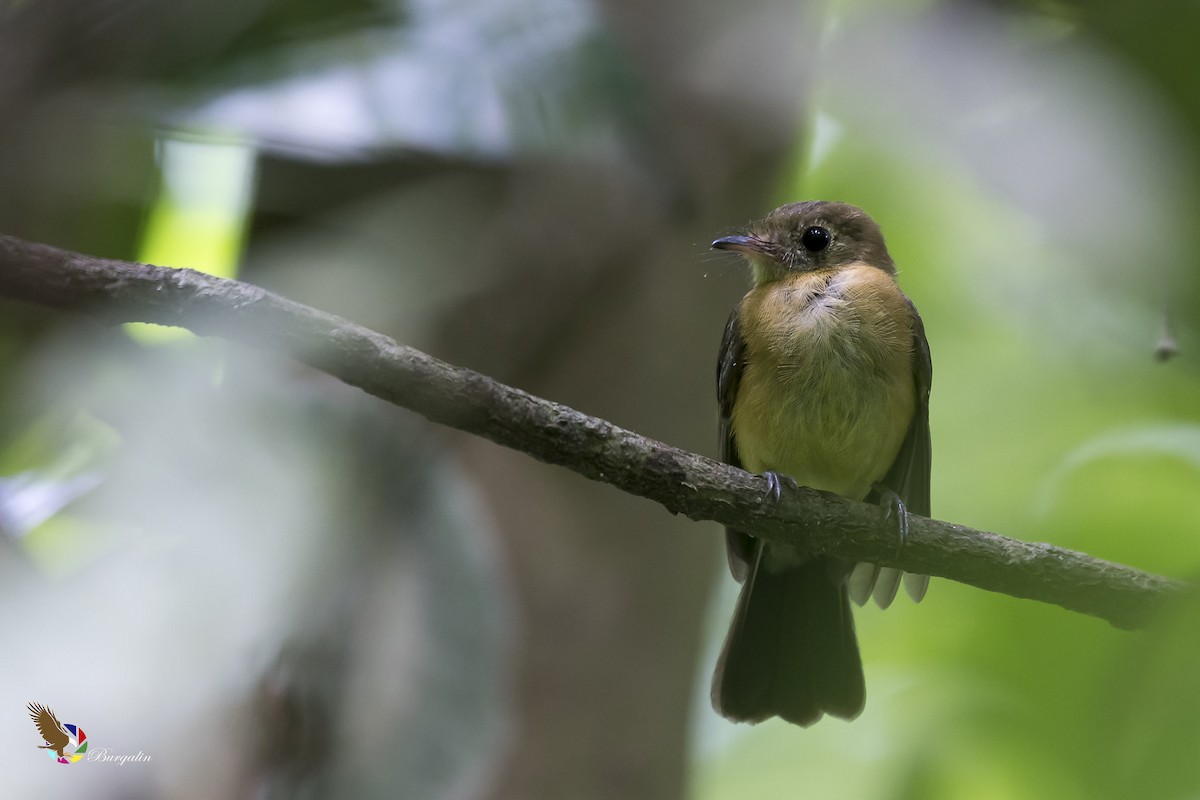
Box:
882, 298, 932, 518
28, 703, 70, 750
717, 307, 755, 583
865, 299, 933, 603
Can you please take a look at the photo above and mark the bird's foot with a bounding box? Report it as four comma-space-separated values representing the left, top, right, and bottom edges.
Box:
871, 483, 909, 558
762, 470, 799, 502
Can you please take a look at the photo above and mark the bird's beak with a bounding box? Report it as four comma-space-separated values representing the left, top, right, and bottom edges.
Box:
711, 235, 773, 256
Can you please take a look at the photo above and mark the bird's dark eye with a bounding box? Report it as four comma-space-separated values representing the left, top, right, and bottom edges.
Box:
800, 226, 831, 252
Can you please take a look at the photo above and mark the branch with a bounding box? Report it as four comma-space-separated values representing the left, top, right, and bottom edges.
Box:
0, 234, 1186, 630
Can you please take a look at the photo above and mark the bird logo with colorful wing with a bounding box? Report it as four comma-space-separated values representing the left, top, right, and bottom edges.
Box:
28, 703, 88, 764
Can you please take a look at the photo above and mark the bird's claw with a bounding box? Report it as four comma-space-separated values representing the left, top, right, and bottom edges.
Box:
762, 470, 799, 502
873, 483, 909, 558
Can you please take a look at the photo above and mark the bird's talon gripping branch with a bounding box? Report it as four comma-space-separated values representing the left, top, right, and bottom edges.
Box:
762, 470, 798, 503
873, 483, 910, 558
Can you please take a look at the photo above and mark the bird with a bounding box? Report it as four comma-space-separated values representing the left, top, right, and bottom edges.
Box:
709, 200, 932, 726
28, 702, 71, 757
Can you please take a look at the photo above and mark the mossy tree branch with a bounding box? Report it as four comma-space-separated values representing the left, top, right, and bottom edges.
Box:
0, 234, 1186, 630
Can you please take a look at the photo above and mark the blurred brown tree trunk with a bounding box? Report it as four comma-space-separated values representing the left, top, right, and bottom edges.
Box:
452, 2, 823, 796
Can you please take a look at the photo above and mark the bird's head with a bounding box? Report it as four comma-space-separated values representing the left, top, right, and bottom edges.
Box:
712, 201, 896, 286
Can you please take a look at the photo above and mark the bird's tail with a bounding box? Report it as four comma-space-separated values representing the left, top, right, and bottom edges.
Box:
711, 548, 865, 726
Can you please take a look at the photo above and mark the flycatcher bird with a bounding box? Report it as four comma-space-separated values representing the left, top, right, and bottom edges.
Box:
710, 201, 932, 726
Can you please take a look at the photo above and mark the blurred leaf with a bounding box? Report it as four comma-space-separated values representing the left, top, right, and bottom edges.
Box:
0, 473, 102, 539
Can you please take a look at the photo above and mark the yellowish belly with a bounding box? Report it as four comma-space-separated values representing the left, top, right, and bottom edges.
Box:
731, 264, 915, 501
